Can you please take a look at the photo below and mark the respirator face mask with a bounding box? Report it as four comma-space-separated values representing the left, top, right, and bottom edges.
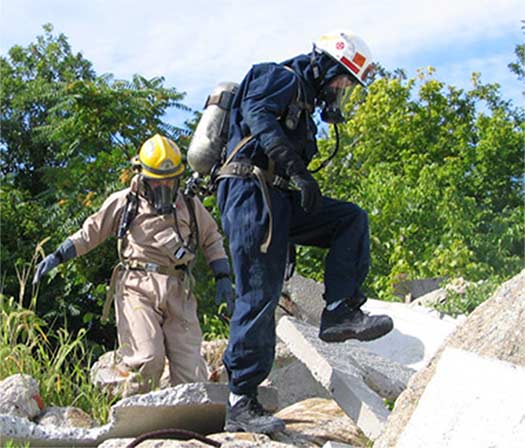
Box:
143, 177, 180, 215
319, 74, 355, 124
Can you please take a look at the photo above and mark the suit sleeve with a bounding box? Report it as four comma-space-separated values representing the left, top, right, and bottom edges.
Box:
68, 190, 127, 257
241, 65, 298, 152
193, 198, 227, 263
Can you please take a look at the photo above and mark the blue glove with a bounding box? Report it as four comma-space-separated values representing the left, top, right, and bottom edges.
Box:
33, 253, 61, 285
33, 239, 77, 285
216, 277, 235, 315
210, 258, 235, 315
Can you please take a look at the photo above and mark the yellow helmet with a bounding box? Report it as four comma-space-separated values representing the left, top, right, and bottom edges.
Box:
137, 134, 185, 179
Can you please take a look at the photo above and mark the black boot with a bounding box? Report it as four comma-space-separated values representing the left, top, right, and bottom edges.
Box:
319, 300, 394, 342
224, 394, 285, 434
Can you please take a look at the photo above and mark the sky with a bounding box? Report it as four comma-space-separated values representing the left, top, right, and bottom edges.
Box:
1, 0, 523, 126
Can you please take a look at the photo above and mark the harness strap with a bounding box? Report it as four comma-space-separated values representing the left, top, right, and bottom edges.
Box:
223, 135, 254, 166
217, 161, 293, 254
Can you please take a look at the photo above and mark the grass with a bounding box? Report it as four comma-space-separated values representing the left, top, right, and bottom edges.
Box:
432, 277, 500, 318
0, 294, 118, 424
4, 441, 31, 448
1, 241, 118, 425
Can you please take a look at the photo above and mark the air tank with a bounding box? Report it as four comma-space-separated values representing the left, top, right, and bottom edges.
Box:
187, 81, 239, 175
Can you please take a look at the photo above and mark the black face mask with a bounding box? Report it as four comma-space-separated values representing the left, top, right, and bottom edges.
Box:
318, 85, 347, 124
143, 178, 179, 215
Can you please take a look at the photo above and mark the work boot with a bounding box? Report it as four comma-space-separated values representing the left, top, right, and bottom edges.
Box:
319, 300, 394, 342
224, 394, 285, 434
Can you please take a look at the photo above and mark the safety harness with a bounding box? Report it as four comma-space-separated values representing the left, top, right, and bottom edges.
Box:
102, 180, 200, 323
215, 66, 313, 254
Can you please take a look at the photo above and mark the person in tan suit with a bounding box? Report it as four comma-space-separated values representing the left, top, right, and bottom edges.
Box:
33, 134, 233, 396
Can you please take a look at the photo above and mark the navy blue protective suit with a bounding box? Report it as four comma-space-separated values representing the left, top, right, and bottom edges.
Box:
217, 53, 370, 395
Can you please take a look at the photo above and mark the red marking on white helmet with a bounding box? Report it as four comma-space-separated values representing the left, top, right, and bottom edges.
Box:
340, 56, 360, 75
336, 41, 345, 50
353, 52, 366, 68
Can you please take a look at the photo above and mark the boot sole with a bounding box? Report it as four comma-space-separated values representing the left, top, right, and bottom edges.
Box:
319, 322, 394, 343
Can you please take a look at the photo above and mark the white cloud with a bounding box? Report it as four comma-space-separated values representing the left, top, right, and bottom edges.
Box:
1, 0, 523, 111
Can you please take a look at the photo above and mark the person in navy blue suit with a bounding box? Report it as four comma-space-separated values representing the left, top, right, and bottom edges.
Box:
217, 31, 394, 433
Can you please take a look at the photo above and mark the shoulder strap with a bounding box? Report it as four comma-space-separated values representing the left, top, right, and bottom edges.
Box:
181, 193, 200, 252
116, 191, 139, 261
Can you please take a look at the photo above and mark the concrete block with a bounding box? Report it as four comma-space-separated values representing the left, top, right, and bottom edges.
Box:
276, 316, 395, 439
397, 348, 525, 448
0, 383, 278, 447
281, 275, 459, 371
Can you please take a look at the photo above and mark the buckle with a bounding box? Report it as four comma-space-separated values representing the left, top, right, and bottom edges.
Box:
272, 175, 290, 190
144, 262, 160, 273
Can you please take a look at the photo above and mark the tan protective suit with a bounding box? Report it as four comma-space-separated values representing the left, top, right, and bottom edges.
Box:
69, 177, 227, 396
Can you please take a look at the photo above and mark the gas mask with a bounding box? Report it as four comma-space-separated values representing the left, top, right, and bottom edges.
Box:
142, 177, 180, 215
318, 74, 355, 124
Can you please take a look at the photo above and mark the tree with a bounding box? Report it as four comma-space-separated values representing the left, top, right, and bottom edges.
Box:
1, 25, 192, 348
300, 67, 524, 299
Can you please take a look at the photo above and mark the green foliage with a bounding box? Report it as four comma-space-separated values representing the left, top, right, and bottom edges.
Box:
0, 24, 197, 349
433, 277, 501, 318
0, 294, 117, 424
306, 66, 524, 299
3, 441, 30, 448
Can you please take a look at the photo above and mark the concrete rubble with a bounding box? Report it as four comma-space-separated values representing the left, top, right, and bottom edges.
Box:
0, 383, 277, 447
4, 271, 521, 447
276, 316, 413, 439
375, 270, 525, 448
281, 274, 460, 371
0, 374, 44, 420
396, 347, 525, 448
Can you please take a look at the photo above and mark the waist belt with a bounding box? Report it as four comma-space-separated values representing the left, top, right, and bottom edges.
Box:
217, 161, 295, 254
101, 260, 189, 323
125, 260, 187, 278
217, 161, 292, 191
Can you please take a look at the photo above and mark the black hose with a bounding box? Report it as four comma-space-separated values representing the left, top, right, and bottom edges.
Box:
125, 428, 222, 448
309, 123, 340, 173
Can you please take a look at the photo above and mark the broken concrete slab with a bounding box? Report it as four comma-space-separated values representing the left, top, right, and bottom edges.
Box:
0, 383, 278, 447
277, 316, 414, 399
396, 347, 525, 448
281, 274, 460, 371
375, 270, 525, 448
359, 299, 458, 371
263, 359, 331, 409
0, 374, 44, 420
276, 316, 407, 439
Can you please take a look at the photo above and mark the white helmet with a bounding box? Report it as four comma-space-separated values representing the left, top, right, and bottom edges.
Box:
314, 31, 374, 86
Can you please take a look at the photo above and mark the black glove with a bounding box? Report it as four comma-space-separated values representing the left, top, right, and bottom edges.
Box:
33, 239, 77, 285
267, 144, 322, 213
291, 171, 322, 213
210, 258, 235, 315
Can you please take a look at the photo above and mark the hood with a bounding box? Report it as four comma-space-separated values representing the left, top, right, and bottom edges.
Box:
281, 51, 348, 100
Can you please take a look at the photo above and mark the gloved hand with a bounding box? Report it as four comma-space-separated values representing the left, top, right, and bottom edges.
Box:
33, 239, 77, 285
267, 144, 322, 213
210, 258, 235, 315
291, 170, 322, 213
33, 253, 61, 285
215, 277, 235, 315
